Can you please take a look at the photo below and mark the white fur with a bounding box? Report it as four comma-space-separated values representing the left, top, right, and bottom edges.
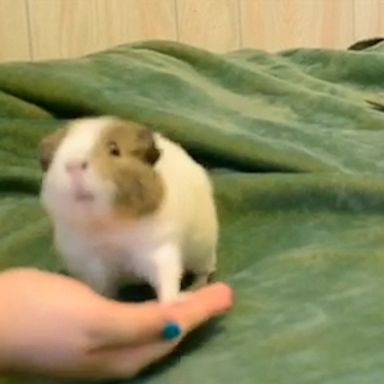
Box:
41, 117, 218, 302
41, 118, 116, 223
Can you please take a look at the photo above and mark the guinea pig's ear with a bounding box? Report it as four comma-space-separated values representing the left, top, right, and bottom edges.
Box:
38, 127, 67, 172
135, 129, 161, 166
145, 140, 161, 165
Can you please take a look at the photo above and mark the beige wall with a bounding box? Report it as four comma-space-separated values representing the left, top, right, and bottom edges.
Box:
0, 0, 383, 63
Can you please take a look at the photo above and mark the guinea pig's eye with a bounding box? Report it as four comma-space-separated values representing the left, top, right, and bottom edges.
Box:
107, 141, 121, 157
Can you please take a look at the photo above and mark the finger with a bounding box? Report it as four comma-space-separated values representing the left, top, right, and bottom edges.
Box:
90, 283, 233, 350
167, 282, 233, 335
88, 341, 176, 379
89, 283, 233, 379
89, 301, 169, 349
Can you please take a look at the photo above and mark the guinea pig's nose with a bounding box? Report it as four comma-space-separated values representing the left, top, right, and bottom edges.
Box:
65, 159, 88, 173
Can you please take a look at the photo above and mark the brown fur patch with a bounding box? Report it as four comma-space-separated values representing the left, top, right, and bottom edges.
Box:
91, 118, 164, 218
38, 127, 68, 171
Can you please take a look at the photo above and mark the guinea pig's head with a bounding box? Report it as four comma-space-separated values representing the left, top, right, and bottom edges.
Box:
39, 117, 163, 227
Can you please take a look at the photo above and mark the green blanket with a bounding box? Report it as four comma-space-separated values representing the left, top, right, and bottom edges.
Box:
2, 39, 384, 383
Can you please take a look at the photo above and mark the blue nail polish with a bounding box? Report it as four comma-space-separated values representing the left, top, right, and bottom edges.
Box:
162, 322, 181, 341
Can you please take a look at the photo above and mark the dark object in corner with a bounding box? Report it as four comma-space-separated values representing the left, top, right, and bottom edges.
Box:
366, 99, 384, 113
348, 37, 384, 51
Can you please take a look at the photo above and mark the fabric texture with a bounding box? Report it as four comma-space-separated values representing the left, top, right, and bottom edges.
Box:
1, 39, 384, 383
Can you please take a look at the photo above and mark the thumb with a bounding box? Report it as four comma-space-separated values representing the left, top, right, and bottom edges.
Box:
89, 283, 233, 350
167, 283, 233, 335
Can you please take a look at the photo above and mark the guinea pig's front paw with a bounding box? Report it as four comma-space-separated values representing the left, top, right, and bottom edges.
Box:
175, 292, 191, 303
158, 292, 190, 304
158, 293, 181, 304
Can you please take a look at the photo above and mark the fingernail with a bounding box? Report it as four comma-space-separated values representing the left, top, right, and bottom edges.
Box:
162, 322, 181, 341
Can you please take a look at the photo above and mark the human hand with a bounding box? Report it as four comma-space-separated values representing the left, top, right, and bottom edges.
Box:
0, 268, 232, 379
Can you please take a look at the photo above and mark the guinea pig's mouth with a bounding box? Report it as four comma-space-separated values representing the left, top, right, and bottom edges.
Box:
73, 189, 95, 202
70, 174, 95, 203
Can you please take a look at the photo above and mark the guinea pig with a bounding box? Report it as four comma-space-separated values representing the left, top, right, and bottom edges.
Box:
38, 116, 218, 303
